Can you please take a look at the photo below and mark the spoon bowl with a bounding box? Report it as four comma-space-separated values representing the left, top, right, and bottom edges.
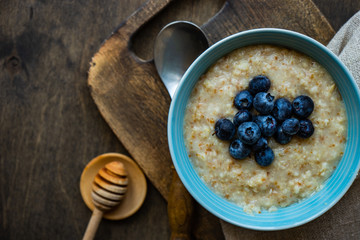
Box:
154, 21, 209, 98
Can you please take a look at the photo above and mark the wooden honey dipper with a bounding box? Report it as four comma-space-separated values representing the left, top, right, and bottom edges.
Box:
83, 161, 128, 240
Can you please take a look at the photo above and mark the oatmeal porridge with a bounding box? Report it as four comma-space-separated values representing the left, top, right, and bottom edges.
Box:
183, 45, 347, 214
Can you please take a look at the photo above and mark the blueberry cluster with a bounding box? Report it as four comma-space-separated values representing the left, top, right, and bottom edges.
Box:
214, 75, 315, 167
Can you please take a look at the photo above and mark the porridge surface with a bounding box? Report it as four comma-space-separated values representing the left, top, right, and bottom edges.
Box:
183, 45, 347, 214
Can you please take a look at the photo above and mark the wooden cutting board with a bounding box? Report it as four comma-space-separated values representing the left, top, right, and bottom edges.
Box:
88, 0, 334, 238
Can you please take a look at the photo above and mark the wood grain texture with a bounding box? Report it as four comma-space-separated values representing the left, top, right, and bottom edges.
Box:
0, 0, 359, 239
168, 171, 194, 240
0, 0, 170, 239
313, 0, 360, 31
88, 0, 173, 202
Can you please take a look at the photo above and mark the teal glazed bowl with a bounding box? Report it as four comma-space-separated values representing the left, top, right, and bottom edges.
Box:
168, 28, 360, 230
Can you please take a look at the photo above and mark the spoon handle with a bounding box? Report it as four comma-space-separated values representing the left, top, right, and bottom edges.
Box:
83, 208, 104, 240
168, 169, 194, 240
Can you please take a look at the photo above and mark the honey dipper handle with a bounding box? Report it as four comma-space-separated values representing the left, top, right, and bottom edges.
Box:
168, 169, 194, 240
83, 208, 104, 240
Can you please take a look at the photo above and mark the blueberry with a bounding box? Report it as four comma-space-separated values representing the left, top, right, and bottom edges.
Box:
272, 98, 293, 121
249, 75, 271, 95
253, 92, 275, 114
281, 118, 300, 135
229, 139, 251, 159
214, 118, 235, 140
233, 109, 252, 127
237, 122, 261, 145
255, 147, 274, 167
292, 95, 314, 119
252, 137, 268, 152
297, 119, 315, 138
274, 126, 292, 144
254, 115, 277, 137
234, 90, 253, 110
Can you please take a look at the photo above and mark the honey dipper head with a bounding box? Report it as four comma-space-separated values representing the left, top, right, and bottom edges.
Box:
91, 161, 128, 211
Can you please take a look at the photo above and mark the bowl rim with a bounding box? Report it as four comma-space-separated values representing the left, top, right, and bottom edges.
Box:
168, 28, 360, 230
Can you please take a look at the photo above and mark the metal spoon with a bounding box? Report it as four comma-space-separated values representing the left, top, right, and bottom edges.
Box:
154, 21, 209, 98
154, 21, 209, 240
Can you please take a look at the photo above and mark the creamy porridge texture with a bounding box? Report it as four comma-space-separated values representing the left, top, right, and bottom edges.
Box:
183, 45, 347, 214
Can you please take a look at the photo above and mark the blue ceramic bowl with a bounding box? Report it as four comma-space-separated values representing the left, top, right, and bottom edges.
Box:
168, 28, 360, 230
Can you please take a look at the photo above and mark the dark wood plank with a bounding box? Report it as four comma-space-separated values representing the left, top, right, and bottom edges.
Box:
0, 0, 170, 239
313, 0, 360, 31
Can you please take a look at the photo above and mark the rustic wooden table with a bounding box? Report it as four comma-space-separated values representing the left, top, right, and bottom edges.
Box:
0, 0, 359, 239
